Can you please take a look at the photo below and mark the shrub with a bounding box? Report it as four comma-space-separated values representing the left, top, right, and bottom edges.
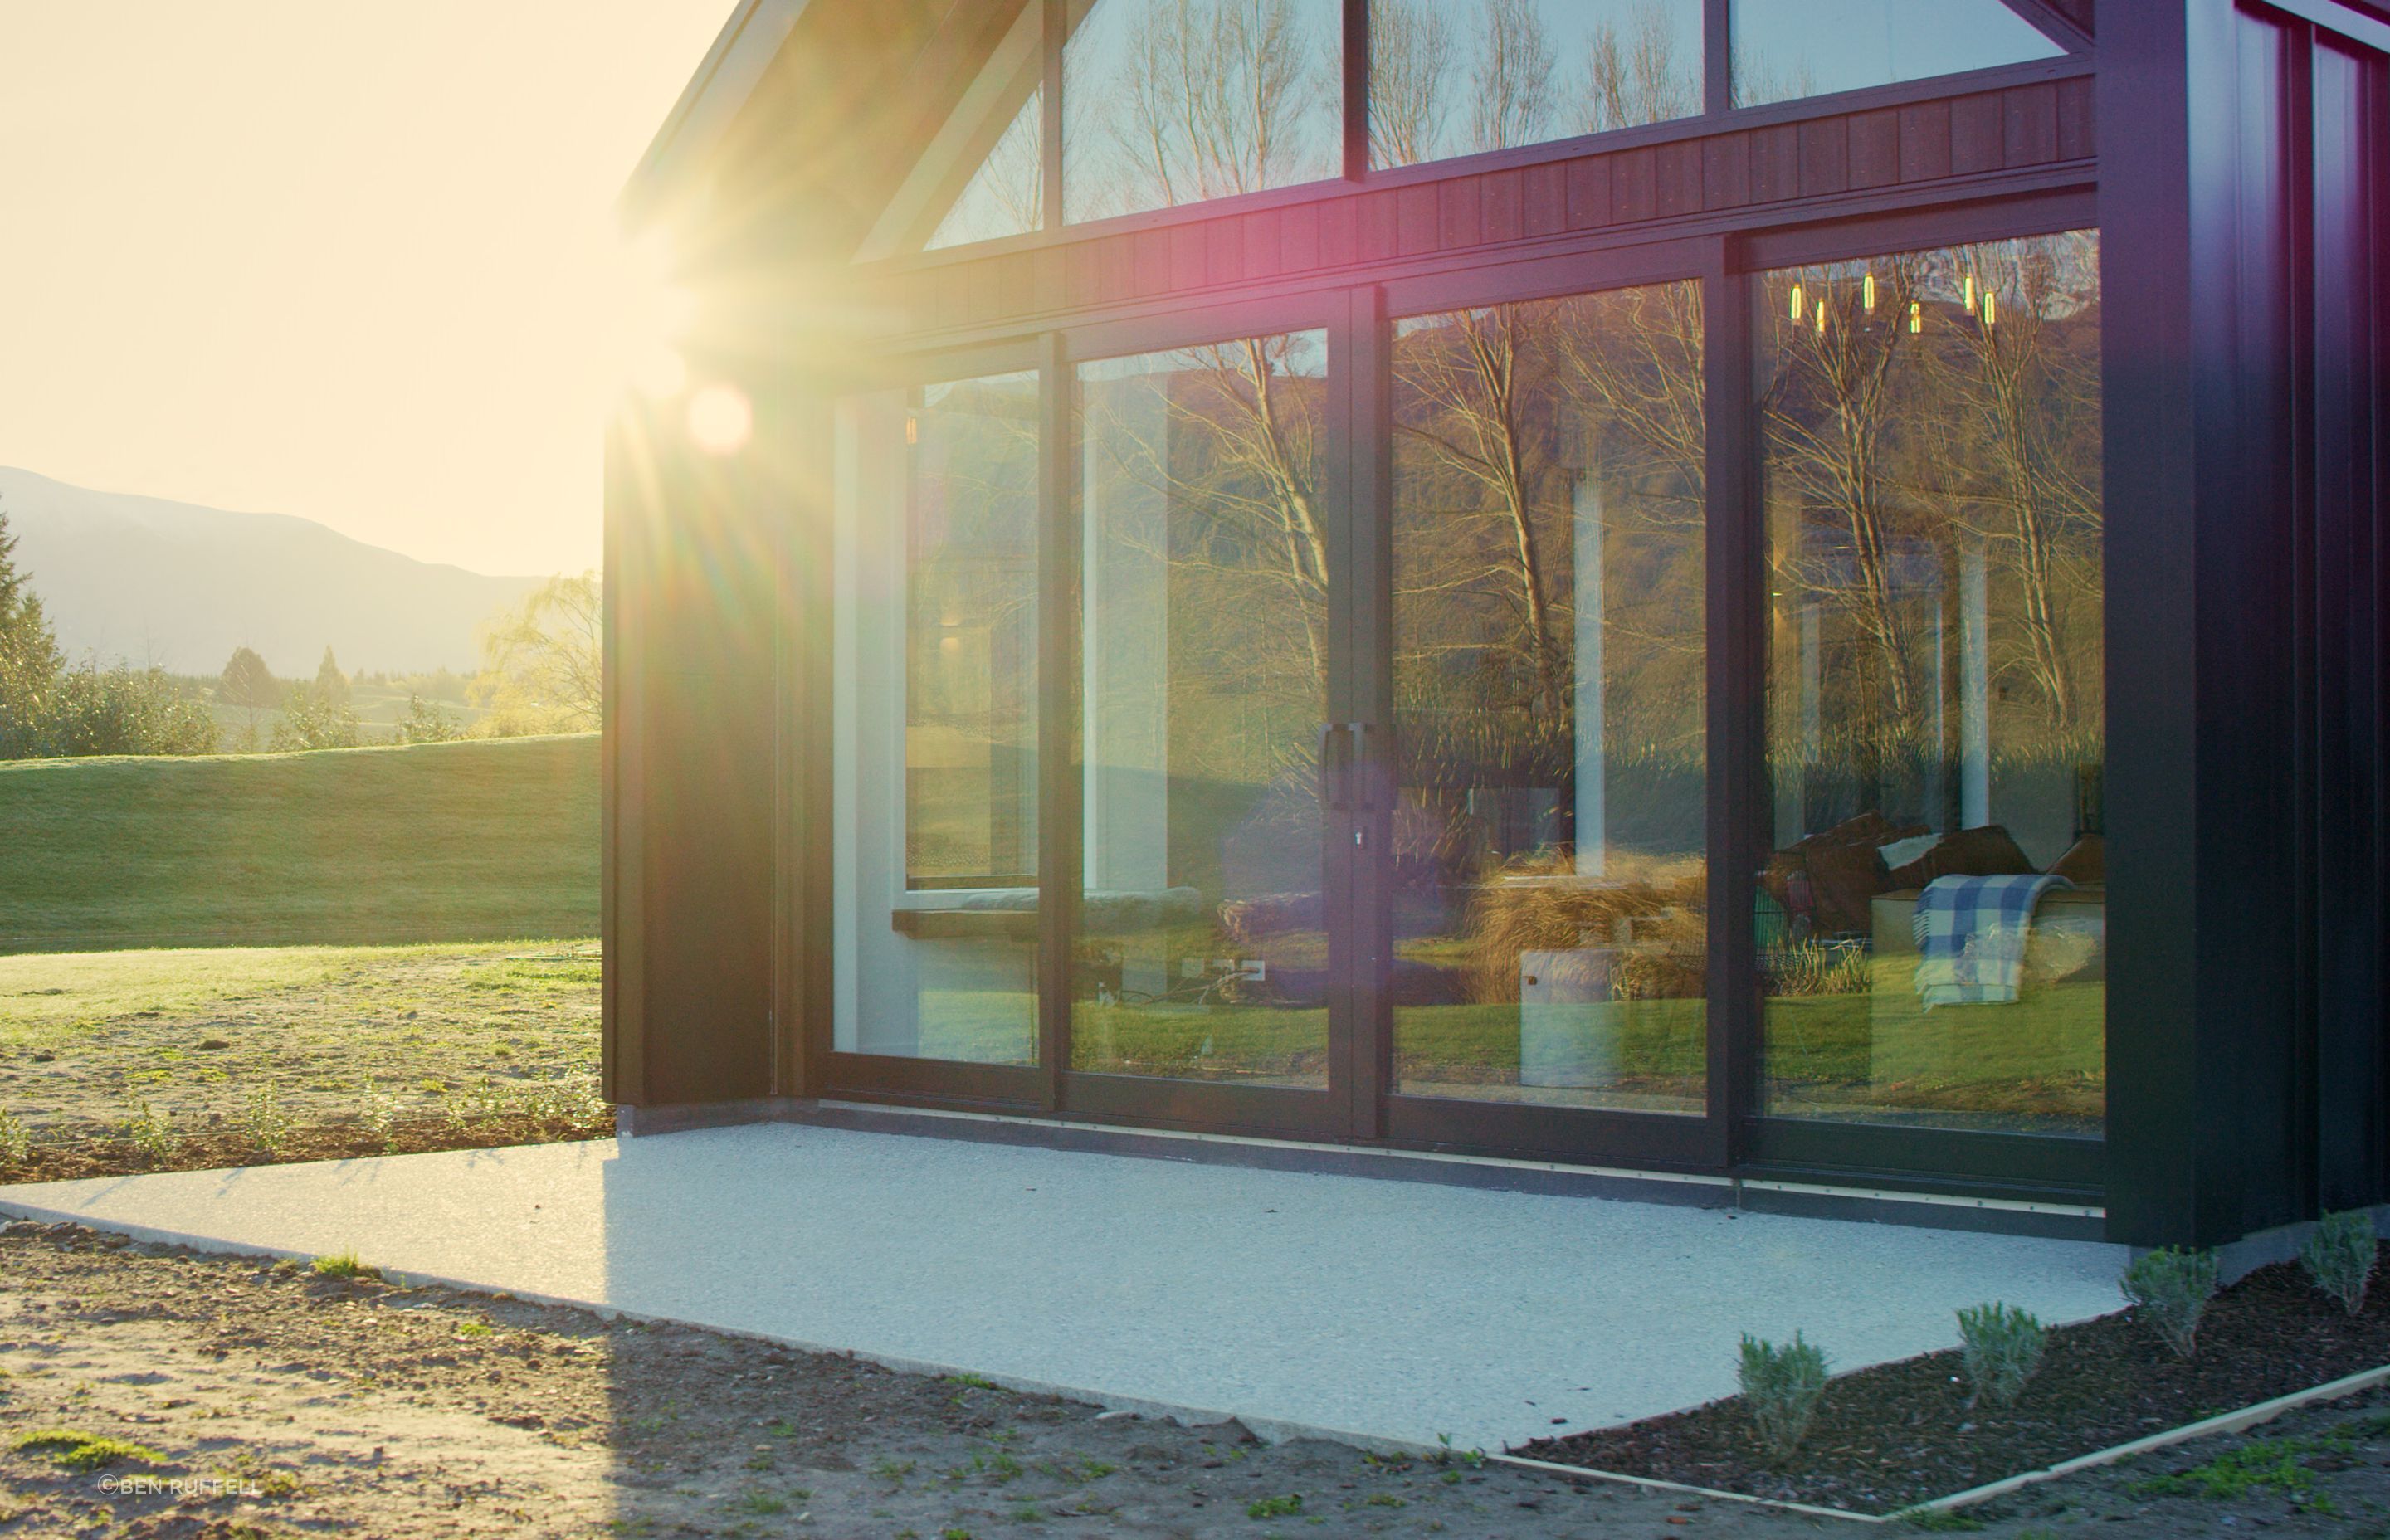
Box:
1739, 1331, 1830, 1461
39, 664, 218, 757
357, 1078, 402, 1153
242, 1082, 293, 1157
270, 679, 359, 751
398, 692, 466, 743
1955, 1302, 2046, 1407
2122, 1246, 2220, 1358
0, 1105, 30, 1168
2301, 1210, 2378, 1316
120, 1098, 177, 1165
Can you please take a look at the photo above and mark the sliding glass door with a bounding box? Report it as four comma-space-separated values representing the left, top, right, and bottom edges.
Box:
1060, 312, 1353, 1136
822, 216, 2103, 1196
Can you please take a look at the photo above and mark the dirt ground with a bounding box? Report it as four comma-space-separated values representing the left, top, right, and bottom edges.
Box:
0, 943, 602, 1167
0, 1222, 2387, 1539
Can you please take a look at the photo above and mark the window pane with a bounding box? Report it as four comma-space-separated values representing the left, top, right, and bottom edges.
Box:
1391, 285, 1706, 1114
1756, 232, 2105, 1136
1062, 0, 1342, 224
925, 85, 1044, 251
1734, 0, 2063, 108
1074, 332, 1330, 1087
833, 373, 1041, 1064
1372, 0, 1703, 170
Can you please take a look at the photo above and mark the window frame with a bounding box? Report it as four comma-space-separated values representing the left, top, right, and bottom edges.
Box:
865, 0, 2094, 267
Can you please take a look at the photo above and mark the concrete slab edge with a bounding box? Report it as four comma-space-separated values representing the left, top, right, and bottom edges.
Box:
1493, 1360, 2390, 1527
0, 1196, 1448, 1459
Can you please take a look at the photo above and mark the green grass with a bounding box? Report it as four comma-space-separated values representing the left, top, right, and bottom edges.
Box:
309, 1252, 377, 1280
0, 734, 597, 953
2129, 1435, 2346, 1507
11, 1429, 165, 1471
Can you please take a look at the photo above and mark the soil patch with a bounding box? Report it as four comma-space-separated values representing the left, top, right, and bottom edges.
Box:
1524, 1254, 2390, 1514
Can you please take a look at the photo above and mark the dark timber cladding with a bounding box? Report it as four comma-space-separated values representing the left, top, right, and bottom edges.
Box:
605, 0, 2390, 1248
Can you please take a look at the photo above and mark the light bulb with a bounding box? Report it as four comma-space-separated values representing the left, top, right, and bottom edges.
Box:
1789, 282, 1805, 321
1862, 273, 1876, 312
1963, 273, 1978, 314
1814, 299, 1826, 334
1982, 289, 1998, 326
1909, 300, 1922, 335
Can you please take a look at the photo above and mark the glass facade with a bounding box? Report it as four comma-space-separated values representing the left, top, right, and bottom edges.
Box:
830, 0, 2105, 1193
897, 0, 2077, 251
1388, 284, 1706, 1112
1061, 0, 1343, 224
1754, 232, 2105, 1136
1732, 0, 2063, 108
1071, 332, 1332, 1086
1370, 0, 1703, 169
833, 373, 1043, 1064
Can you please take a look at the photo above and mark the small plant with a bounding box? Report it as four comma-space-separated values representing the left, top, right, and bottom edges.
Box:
2121, 1245, 2220, 1358
1954, 1302, 2046, 1407
358, 1078, 402, 1153
120, 1098, 177, 1165
1246, 1494, 1303, 1518
455, 1320, 495, 1338
310, 1252, 378, 1281
0, 1105, 32, 1167
2301, 1210, 2378, 1316
242, 1081, 293, 1157
12, 1428, 164, 1471
1739, 1331, 1830, 1461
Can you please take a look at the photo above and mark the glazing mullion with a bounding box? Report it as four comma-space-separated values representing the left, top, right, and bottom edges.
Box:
1036, 334, 1076, 1107
1702, 240, 1758, 1167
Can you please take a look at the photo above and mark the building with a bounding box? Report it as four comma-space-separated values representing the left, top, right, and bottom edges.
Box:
603, 0, 2389, 1250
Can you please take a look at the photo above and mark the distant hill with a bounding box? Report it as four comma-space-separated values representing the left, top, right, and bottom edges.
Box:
0, 467, 545, 676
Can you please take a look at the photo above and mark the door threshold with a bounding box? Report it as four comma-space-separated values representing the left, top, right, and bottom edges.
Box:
775, 1098, 2106, 1238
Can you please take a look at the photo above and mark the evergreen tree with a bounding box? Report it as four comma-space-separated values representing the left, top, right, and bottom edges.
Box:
314, 646, 350, 705
0, 510, 63, 758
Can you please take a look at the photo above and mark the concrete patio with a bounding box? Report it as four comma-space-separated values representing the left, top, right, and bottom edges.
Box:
0, 1120, 2128, 1450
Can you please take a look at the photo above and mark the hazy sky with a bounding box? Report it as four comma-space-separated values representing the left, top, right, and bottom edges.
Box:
0, 2, 729, 576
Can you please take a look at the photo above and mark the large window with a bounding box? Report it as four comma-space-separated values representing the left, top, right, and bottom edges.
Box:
1388, 283, 1707, 1113
1754, 231, 2104, 1137
1369, 0, 1703, 169
891, 0, 2078, 253
1062, 0, 1343, 224
1733, 0, 2063, 108
1072, 330, 1332, 1086
833, 372, 1043, 1064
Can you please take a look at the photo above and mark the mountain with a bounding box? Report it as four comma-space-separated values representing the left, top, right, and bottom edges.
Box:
0, 468, 546, 677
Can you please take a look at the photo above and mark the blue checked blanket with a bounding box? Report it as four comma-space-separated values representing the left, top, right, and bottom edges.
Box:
1912, 873, 2075, 1007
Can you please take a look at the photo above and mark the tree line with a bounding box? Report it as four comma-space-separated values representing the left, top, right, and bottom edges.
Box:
0, 511, 600, 761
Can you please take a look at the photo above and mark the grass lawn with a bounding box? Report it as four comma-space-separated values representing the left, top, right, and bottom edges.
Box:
0, 734, 597, 953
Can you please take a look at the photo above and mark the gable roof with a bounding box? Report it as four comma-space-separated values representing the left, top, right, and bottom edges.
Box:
619, 0, 811, 223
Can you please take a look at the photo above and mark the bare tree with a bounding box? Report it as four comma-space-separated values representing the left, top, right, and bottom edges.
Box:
1071, 0, 1336, 220
1367, 0, 1457, 167
474, 573, 602, 733
1394, 305, 1563, 713
1584, 1, 1700, 132
1915, 236, 2102, 730
1762, 257, 1933, 733
1467, 0, 1556, 153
